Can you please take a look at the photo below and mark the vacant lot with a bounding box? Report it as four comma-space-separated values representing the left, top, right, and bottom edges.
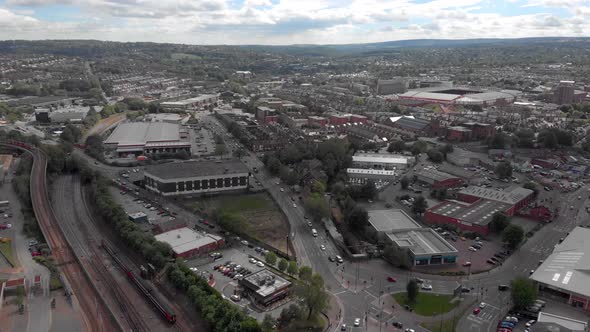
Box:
185, 193, 290, 252
393, 292, 458, 316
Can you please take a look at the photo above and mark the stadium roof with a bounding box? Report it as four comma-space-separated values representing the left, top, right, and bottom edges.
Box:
399, 91, 462, 102
459, 186, 533, 205
368, 209, 420, 232
154, 227, 222, 256
145, 159, 248, 180
387, 228, 457, 255
105, 122, 180, 146
530, 227, 590, 299
428, 199, 511, 226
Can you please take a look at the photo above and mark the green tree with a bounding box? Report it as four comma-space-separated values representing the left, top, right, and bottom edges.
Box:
523, 181, 538, 197
488, 133, 507, 149
400, 176, 410, 189
495, 161, 513, 179
383, 245, 411, 269
411, 196, 428, 215
298, 266, 312, 282
311, 180, 327, 194
511, 277, 538, 310
387, 140, 406, 153
427, 149, 444, 163
345, 206, 369, 231
502, 224, 525, 249
406, 279, 419, 304
411, 141, 428, 155
304, 193, 330, 222
215, 144, 227, 156
278, 258, 288, 272
294, 273, 329, 320
265, 251, 277, 265
261, 314, 277, 332
540, 131, 558, 149
287, 261, 298, 275
490, 212, 510, 233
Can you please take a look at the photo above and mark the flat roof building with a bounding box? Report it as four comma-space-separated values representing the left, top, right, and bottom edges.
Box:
387, 228, 458, 265
104, 122, 191, 157
414, 169, 464, 189
425, 199, 512, 235
369, 209, 420, 234
160, 94, 218, 111
458, 186, 534, 215
238, 269, 291, 307
535, 312, 588, 332
144, 159, 249, 196
347, 168, 396, 184
154, 227, 224, 258
352, 153, 409, 170
530, 227, 590, 313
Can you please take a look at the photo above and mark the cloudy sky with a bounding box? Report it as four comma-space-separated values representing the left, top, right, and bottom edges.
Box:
0, 0, 588, 45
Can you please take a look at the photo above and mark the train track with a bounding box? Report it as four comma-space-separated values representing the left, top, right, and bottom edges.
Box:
13, 143, 119, 332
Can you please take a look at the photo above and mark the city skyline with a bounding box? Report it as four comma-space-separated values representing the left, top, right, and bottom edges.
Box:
0, 0, 588, 45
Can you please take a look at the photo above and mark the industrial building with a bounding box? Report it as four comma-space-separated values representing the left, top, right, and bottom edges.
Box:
35, 106, 95, 123
425, 199, 512, 235
368, 209, 458, 266
144, 159, 249, 196
414, 169, 464, 189
530, 227, 590, 313
238, 269, 292, 307
387, 116, 438, 137
154, 227, 224, 258
160, 94, 218, 111
535, 312, 588, 331
347, 168, 396, 184
352, 153, 410, 170
457, 186, 534, 216
104, 122, 191, 157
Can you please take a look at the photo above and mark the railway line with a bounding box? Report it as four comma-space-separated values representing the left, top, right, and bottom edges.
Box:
0, 141, 118, 332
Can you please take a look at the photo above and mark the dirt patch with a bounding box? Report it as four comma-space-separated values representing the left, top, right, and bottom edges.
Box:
184, 193, 290, 252
83, 113, 126, 140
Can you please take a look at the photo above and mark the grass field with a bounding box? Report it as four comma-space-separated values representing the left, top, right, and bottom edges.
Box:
393, 293, 458, 316
0, 241, 17, 267
171, 53, 202, 60
421, 316, 461, 332
184, 193, 289, 252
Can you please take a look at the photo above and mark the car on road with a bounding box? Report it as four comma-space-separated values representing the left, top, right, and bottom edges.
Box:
280, 188, 284, 192
340, 324, 347, 331
241, 240, 249, 246
307, 221, 312, 227
230, 295, 241, 302
31, 251, 41, 257
392, 321, 403, 328
486, 259, 496, 265
275, 181, 280, 185
336, 255, 343, 263
320, 245, 326, 251
421, 284, 432, 291
387, 276, 397, 282
328, 256, 335, 262
473, 308, 481, 315
463, 261, 472, 267
292, 203, 297, 208
526, 320, 536, 327
404, 329, 415, 332
354, 318, 360, 327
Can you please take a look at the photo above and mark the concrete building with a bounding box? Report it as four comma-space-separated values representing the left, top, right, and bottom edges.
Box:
457, 186, 534, 216
368, 209, 458, 265
377, 79, 407, 95
535, 312, 588, 332
160, 94, 218, 112
104, 122, 191, 157
35, 106, 93, 123
414, 169, 464, 189
387, 229, 458, 265
347, 168, 396, 184
154, 227, 224, 258
238, 269, 291, 307
128, 212, 148, 223
530, 227, 590, 313
554, 81, 575, 105
144, 159, 249, 196
352, 153, 410, 170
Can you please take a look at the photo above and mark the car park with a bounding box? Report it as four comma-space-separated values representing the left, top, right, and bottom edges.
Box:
479, 302, 486, 309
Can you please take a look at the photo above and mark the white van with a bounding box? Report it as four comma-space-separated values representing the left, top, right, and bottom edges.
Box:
312, 229, 318, 237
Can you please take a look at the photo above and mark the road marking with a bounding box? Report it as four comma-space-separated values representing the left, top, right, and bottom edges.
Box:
333, 290, 347, 295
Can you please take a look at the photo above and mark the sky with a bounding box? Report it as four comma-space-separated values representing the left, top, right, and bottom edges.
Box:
0, 0, 588, 45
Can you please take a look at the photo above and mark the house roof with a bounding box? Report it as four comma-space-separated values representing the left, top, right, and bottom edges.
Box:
393, 117, 431, 131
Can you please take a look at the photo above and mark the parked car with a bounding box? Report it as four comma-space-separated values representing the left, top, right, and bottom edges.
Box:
526, 320, 536, 327
336, 255, 343, 263
354, 318, 360, 327
387, 276, 397, 282
473, 308, 481, 315
230, 295, 241, 302
463, 262, 472, 267
421, 284, 433, 291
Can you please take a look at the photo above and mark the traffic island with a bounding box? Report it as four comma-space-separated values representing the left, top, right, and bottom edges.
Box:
392, 292, 459, 316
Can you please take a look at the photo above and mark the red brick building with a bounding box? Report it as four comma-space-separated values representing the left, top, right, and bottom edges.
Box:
330, 114, 350, 126
308, 116, 327, 127
457, 186, 534, 216
461, 122, 496, 140
154, 227, 224, 258
446, 126, 472, 142
350, 115, 368, 124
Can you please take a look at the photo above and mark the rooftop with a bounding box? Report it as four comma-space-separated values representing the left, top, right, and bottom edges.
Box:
145, 159, 248, 180
459, 186, 533, 205
105, 122, 180, 146
393, 116, 431, 130
536, 312, 588, 332
429, 199, 511, 226
368, 209, 420, 232
353, 153, 408, 165
154, 227, 222, 255
347, 168, 396, 176
415, 169, 459, 182
387, 228, 458, 255
241, 269, 291, 298
530, 226, 590, 299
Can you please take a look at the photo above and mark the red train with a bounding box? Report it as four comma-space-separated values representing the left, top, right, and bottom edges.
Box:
101, 241, 177, 324
4, 140, 33, 150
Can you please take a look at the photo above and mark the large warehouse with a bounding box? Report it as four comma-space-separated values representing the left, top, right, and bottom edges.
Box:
154, 227, 224, 258
144, 159, 250, 196
425, 199, 512, 235
530, 227, 590, 312
368, 209, 458, 266
104, 122, 191, 157
457, 186, 534, 216
414, 169, 464, 189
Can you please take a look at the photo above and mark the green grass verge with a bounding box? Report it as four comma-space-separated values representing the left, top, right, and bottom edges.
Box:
420, 316, 461, 332
393, 292, 458, 316
0, 241, 18, 267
